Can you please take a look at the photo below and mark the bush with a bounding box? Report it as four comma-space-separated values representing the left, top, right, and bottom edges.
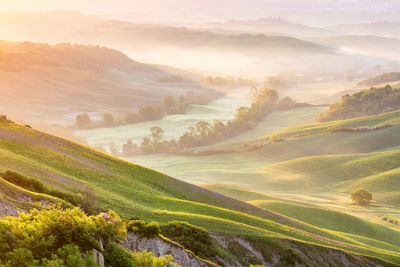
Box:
0, 207, 126, 266
350, 188, 373, 205
2, 170, 84, 209
104, 242, 138, 267
269, 134, 282, 142
160, 221, 216, 258
131, 250, 173, 267
127, 220, 160, 238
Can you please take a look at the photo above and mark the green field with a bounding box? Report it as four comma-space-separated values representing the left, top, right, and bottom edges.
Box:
128, 110, 400, 232
76, 87, 252, 151
1, 122, 400, 264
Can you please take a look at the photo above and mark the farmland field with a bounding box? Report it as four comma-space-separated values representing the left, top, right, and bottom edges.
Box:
76, 87, 253, 150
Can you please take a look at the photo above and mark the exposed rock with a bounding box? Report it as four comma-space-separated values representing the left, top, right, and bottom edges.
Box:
123, 232, 209, 267
211, 233, 397, 267
0, 198, 20, 217
92, 239, 104, 267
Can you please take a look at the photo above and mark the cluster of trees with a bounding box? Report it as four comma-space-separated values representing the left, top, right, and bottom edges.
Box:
156, 75, 184, 83
0, 206, 176, 267
316, 85, 400, 122
276, 96, 311, 111
358, 72, 400, 87
74, 91, 215, 130
117, 89, 278, 155
264, 70, 297, 89
203, 76, 257, 88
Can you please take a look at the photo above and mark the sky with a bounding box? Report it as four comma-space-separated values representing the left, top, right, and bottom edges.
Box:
1, 0, 399, 24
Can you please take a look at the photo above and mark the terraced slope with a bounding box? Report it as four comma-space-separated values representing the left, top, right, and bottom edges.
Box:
1, 122, 400, 265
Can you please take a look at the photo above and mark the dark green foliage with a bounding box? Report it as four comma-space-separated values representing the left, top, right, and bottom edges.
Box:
0, 207, 126, 267
161, 221, 216, 258
127, 220, 160, 238
317, 85, 400, 122
41, 244, 99, 267
3, 170, 46, 193
104, 242, 138, 267
227, 240, 262, 266
351, 188, 373, 205
2, 170, 95, 213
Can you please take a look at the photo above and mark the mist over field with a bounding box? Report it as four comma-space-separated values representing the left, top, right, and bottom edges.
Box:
0, 1, 400, 266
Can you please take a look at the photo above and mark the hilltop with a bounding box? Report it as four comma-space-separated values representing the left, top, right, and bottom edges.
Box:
0, 40, 210, 125
201, 17, 334, 37
0, 11, 386, 74
316, 85, 400, 122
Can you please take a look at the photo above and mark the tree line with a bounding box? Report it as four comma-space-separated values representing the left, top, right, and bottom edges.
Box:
316, 85, 400, 122
74, 91, 215, 130
116, 88, 279, 156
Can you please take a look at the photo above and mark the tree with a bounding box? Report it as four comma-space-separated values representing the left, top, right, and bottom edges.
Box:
103, 113, 114, 127
277, 96, 296, 110
138, 106, 162, 121
109, 143, 118, 156
150, 126, 164, 143
350, 188, 372, 205
75, 113, 92, 129
122, 140, 137, 157
163, 95, 176, 108
195, 121, 212, 139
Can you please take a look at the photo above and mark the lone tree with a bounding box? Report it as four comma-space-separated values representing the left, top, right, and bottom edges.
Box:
350, 188, 373, 205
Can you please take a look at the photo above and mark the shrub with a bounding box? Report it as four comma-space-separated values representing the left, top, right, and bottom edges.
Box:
0, 207, 126, 266
269, 134, 282, 142
2, 170, 82, 208
350, 188, 373, 205
131, 250, 173, 267
127, 220, 160, 238
104, 242, 138, 267
160, 221, 216, 258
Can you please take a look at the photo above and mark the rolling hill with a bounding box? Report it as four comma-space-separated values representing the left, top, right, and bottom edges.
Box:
310, 35, 400, 62
1, 120, 400, 265
0, 11, 387, 75
0, 40, 210, 125
328, 21, 400, 39
201, 17, 335, 37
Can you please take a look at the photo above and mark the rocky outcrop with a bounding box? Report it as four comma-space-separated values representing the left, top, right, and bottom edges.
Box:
92, 239, 104, 267
211, 233, 397, 267
0, 197, 20, 217
123, 232, 209, 267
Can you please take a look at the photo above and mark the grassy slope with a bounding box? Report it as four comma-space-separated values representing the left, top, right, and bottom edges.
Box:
204, 184, 400, 255
260, 150, 400, 203
1, 123, 400, 264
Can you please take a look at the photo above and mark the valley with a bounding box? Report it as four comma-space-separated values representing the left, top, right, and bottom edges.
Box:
1, 3, 400, 266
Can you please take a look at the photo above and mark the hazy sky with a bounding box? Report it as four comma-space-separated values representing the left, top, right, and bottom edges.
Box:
2, 0, 399, 24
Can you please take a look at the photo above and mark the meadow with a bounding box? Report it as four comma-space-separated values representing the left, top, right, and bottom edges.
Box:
1, 122, 400, 265
76, 87, 253, 151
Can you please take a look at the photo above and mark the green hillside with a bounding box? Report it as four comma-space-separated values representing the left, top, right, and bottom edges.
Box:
260, 150, 400, 203
316, 85, 400, 122
1, 122, 400, 264
205, 184, 400, 257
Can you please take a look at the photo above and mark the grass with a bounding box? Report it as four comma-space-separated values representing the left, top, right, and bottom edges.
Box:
1, 122, 400, 264
76, 87, 252, 151
259, 149, 400, 205
205, 184, 400, 253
